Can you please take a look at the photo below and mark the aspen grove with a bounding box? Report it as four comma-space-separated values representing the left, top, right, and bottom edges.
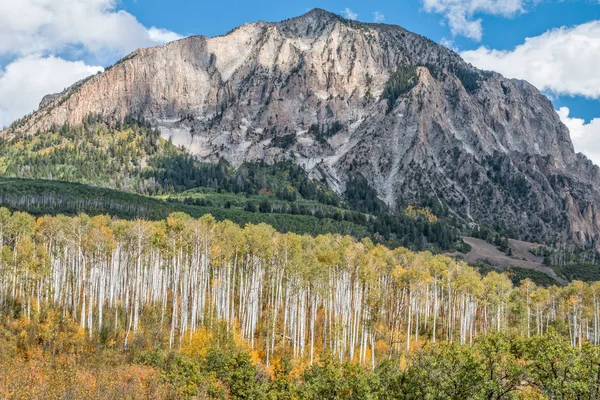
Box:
0, 208, 598, 368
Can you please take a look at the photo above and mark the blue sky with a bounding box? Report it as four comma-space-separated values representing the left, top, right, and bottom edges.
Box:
1, 0, 600, 162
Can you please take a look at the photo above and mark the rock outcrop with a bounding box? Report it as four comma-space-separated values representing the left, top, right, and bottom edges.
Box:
4, 8, 600, 246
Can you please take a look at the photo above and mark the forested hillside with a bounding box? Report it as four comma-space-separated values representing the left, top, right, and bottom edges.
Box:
0, 118, 464, 252
0, 116, 340, 200
2, 209, 600, 397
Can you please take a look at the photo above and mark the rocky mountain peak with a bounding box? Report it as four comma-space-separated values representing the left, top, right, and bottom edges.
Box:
3, 10, 600, 248
283, 7, 339, 23
273, 8, 347, 36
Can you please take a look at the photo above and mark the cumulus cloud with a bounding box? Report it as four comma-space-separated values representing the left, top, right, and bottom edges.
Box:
148, 27, 184, 44
557, 107, 600, 166
342, 8, 358, 20
461, 21, 600, 98
373, 11, 385, 23
0, 0, 181, 127
0, 56, 103, 128
0, 0, 181, 60
423, 0, 525, 41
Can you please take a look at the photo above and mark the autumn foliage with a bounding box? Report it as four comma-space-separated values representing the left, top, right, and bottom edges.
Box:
1, 208, 600, 398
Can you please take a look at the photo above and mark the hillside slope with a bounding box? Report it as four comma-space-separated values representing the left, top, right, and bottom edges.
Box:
459, 237, 567, 285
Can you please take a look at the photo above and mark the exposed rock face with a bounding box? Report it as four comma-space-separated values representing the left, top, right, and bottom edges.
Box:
5, 8, 600, 246
38, 93, 61, 109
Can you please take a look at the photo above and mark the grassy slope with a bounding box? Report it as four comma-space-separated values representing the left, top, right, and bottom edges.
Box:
459, 236, 567, 285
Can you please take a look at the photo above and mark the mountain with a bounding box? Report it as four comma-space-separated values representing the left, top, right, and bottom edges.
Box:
3, 8, 600, 247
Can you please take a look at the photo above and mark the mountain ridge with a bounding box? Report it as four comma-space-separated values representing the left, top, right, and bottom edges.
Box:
3, 8, 600, 248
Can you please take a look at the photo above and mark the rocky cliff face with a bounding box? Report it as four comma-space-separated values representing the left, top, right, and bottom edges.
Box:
5, 8, 600, 246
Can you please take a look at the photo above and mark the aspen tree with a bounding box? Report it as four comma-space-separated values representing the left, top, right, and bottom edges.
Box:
5, 210, 600, 367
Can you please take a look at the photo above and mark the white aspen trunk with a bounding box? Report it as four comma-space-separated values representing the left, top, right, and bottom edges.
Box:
432, 278, 438, 343
406, 289, 412, 352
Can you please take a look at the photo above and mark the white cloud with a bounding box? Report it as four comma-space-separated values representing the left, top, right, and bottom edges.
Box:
342, 8, 358, 20
373, 11, 385, 23
557, 107, 600, 166
461, 21, 600, 98
0, 0, 181, 60
0, 0, 181, 127
148, 27, 183, 44
423, 0, 524, 41
0, 56, 103, 128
